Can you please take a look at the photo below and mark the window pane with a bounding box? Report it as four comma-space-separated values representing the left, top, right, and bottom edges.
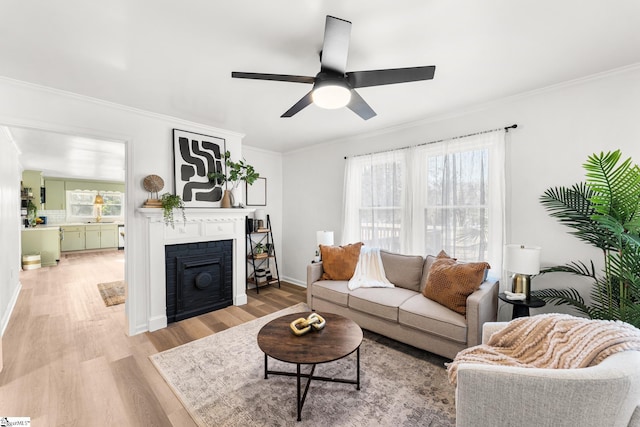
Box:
423, 149, 489, 261
70, 192, 95, 205
425, 207, 488, 260
70, 204, 95, 216
102, 193, 123, 217
359, 207, 402, 252
357, 157, 404, 252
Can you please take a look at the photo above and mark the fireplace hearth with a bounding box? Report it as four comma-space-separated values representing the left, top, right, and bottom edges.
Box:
165, 240, 233, 323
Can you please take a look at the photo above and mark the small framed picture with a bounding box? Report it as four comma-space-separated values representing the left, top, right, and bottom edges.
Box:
246, 177, 267, 206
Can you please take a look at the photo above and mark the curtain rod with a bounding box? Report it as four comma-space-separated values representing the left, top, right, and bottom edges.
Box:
344, 124, 518, 159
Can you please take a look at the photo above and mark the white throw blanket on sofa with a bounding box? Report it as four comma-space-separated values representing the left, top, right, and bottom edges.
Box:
348, 247, 394, 290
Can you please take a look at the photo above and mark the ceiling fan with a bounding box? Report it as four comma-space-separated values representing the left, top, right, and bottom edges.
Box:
231, 15, 436, 120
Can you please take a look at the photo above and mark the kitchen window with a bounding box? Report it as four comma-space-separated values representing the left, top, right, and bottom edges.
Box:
66, 190, 124, 222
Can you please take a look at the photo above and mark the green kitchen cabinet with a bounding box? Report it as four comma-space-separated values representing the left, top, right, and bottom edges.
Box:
60, 224, 120, 252
21, 228, 61, 267
85, 224, 118, 249
61, 226, 86, 251
85, 226, 101, 249
99, 225, 118, 248
44, 179, 66, 210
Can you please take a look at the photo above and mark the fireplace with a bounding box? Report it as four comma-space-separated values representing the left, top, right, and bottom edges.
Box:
138, 208, 251, 333
165, 240, 233, 323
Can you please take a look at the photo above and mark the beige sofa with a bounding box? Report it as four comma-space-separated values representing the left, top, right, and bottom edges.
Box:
306, 251, 499, 359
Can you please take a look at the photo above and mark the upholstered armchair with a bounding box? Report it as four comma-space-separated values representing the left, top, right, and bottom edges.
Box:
455, 322, 640, 427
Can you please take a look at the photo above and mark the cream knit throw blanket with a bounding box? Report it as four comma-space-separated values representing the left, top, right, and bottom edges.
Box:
447, 313, 640, 385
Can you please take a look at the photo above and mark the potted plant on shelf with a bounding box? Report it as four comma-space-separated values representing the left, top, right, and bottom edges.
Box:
160, 193, 186, 229
208, 150, 260, 208
253, 243, 267, 258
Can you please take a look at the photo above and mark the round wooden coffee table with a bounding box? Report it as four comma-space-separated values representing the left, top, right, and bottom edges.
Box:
257, 312, 363, 421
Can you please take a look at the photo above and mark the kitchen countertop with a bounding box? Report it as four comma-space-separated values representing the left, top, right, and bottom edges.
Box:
59, 222, 124, 226
23, 222, 124, 230
22, 226, 61, 231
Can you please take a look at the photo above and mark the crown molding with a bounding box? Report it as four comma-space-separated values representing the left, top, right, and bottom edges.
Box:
0, 76, 245, 140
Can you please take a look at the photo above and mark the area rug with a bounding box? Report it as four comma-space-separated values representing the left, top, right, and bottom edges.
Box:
150, 302, 456, 426
97, 280, 125, 307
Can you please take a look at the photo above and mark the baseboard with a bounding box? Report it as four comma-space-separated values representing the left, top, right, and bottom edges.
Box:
147, 315, 168, 333
281, 276, 306, 288
1, 280, 22, 337
234, 293, 248, 305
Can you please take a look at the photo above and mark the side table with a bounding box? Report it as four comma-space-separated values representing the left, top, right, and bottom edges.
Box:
498, 292, 546, 319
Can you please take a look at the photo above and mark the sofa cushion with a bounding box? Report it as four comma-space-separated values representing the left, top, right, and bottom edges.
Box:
310, 280, 350, 307
399, 294, 468, 343
380, 251, 424, 292
320, 242, 364, 280
349, 287, 417, 321
422, 253, 490, 316
419, 254, 437, 293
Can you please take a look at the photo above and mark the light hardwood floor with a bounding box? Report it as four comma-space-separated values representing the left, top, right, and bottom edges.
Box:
0, 250, 306, 426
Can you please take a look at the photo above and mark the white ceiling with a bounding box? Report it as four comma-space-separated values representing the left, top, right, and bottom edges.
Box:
2, 1, 640, 180
7, 127, 126, 182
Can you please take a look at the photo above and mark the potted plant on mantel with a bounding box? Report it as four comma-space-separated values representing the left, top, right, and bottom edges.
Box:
160, 192, 186, 229
208, 150, 260, 208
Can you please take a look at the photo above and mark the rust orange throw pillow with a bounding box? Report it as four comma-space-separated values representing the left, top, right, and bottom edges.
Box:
422, 251, 490, 316
320, 242, 364, 280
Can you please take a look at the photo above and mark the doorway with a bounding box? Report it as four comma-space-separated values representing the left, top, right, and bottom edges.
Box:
5, 123, 128, 328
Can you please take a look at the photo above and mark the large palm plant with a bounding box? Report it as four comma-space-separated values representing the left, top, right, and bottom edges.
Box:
535, 150, 640, 327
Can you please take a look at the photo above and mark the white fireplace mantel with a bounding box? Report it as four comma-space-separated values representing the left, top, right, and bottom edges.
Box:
137, 207, 254, 331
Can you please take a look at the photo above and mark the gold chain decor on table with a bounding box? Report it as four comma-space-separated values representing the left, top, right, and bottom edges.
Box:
289, 313, 326, 336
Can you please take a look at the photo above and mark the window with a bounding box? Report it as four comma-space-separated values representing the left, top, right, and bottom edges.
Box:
342, 150, 407, 253
343, 131, 505, 268
66, 190, 124, 222
421, 147, 489, 260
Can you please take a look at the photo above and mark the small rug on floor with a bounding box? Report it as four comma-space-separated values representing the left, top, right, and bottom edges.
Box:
97, 280, 125, 307
150, 302, 456, 426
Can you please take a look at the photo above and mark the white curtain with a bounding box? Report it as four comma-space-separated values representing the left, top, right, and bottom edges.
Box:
342, 149, 410, 253
342, 130, 506, 269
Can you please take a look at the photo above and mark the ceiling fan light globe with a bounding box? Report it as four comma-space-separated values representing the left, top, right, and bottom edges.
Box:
312, 85, 351, 109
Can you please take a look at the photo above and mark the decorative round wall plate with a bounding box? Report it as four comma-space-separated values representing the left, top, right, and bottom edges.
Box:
143, 174, 164, 193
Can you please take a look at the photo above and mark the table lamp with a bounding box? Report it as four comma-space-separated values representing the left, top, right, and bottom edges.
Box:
316, 231, 334, 261
504, 244, 541, 301
94, 192, 104, 223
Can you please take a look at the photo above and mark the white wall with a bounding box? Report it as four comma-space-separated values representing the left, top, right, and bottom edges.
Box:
0, 77, 244, 335
282, 65, 640, 318
0, 127, 22, 371
241, 146, 285, 279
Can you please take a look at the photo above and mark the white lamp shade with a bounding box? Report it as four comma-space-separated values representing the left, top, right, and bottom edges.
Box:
316, 231, 334, 247
504, 244, 541, 275
253, 209, 266, 221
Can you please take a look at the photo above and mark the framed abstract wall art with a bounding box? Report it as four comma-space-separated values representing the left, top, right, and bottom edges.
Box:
173, 129, 226, 207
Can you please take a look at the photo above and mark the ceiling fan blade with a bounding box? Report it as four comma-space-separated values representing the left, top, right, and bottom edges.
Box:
320, 16, 351, 74
281, 91, 314, 118
232, 72, 315, 84
347, 89, 377, 120
347, 65, 436, 88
